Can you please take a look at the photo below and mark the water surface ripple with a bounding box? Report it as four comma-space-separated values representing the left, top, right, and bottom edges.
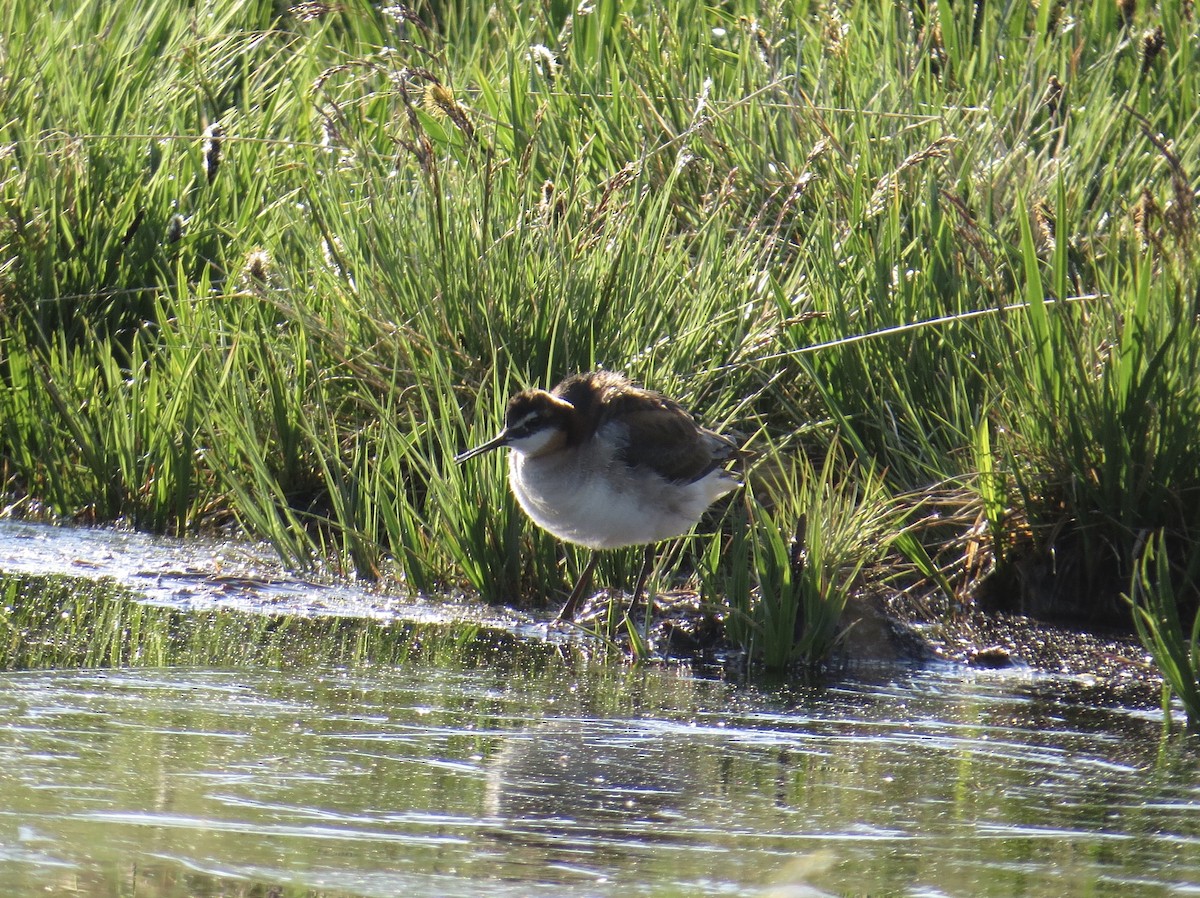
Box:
0, 664, 1197, 897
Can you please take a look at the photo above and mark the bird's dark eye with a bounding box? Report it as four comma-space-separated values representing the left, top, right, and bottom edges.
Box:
507, 413, 542, 437
511, 415, 540, 436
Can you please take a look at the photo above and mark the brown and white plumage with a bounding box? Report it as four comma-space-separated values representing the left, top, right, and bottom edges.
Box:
455, 371, 741, 620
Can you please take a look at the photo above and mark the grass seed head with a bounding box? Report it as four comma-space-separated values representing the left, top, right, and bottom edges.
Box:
422, 81, 477, 144
805, 139, 830, 167
1166, 171, 1195, 244
1140, 25, 1165, 75
291, 2, 338, 21
1132, 187, 1160, 250
423, 82, 456, 117
381, 5, 430, 35
921, 18, 947, 76
537, 179, 566, 225
526, 44, 559, 81
165, 213, 186, 244
741, 17, 773, 68
822, 5, 849, 58
1043, 75, 1065, 120
202, 121, 223, 184
242, 249, 272, 288
1034, 200, 1056, 251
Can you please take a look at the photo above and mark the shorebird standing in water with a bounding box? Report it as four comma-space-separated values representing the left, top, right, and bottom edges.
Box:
455, 371, 742, 621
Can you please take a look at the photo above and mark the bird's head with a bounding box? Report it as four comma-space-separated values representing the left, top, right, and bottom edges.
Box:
454, 389, 576, 462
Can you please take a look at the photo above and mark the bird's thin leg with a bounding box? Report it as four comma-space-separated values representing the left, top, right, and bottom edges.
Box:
556, 552, 599, 622
627, 544, 657, 619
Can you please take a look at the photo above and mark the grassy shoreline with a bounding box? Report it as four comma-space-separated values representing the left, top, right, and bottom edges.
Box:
0, 1, 1197, 692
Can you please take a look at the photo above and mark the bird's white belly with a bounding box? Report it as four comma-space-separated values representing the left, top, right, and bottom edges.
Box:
509, 452, 736, 550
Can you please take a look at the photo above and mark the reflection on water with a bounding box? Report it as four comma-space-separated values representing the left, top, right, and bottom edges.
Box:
487, 721, 692, 833
0, 663, 1197, 897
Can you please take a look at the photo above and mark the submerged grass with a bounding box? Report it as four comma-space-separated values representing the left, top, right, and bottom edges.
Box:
0, 0, 1197, 672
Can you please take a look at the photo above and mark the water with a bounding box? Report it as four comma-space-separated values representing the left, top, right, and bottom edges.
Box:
1, 663, 1197, 898
0, 520, 1196, 896
0, 518, 498, 624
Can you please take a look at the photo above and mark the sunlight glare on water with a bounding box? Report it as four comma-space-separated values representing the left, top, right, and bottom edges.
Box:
0, 664, 1197, 898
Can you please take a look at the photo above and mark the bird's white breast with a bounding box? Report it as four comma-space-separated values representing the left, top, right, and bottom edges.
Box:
506, 433, 737, 550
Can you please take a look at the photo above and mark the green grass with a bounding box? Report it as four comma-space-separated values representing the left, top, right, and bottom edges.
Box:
1127, 532, 1200, 732
706, 448, 898, 669
0, 0, 1197, 671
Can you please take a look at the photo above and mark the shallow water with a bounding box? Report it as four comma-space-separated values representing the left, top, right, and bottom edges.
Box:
0, 518, 532, 630
1, 662, 1197, 898
0, 521, 1197, 896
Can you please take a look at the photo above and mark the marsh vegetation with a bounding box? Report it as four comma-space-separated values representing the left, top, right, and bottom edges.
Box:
0, 1, 1197, 702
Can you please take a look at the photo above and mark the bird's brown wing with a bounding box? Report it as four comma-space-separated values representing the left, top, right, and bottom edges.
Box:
603, 389, 731, 483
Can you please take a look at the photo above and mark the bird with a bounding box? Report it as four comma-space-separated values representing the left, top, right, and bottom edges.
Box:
454, 370, 742, 621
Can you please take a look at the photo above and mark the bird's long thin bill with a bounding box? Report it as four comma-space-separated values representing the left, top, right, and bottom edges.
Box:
453, 432, 508, 463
